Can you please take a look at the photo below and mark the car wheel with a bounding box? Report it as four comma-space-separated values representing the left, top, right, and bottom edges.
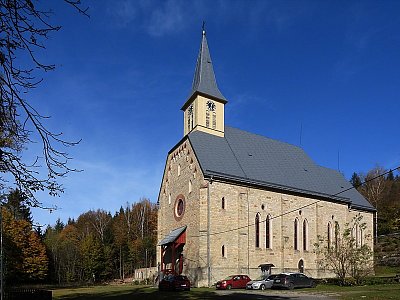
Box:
260, 284, 266, 290
311, 281, 317, 288
227, 285, 232, 290
288, 283, 294, 290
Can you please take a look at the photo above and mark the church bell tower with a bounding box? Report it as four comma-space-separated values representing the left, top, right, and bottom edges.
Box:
181, 28, 227, 137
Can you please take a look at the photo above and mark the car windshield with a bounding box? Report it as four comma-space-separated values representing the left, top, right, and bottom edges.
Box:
255, 275, 267, 281
224, 276, 234, 280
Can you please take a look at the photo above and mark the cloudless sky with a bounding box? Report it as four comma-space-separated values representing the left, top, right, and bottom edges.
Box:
26, 0, 400, 227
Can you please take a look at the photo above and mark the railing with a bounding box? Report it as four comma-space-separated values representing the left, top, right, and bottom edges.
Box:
4, 288, 52, 300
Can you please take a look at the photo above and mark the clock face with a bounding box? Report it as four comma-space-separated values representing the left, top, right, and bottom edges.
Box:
206, 101, 216, 111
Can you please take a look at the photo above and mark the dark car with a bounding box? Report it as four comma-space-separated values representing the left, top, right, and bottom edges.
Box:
272, 273, 316, 290
246, 274, 278, 290
216, 275, 251, 290
159, 274, 191, 291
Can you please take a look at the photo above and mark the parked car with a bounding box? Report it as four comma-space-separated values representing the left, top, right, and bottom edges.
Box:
159, 274, 191, 291
272, 273, 316, 290
246, 274, 278, 290
216, 275, 251, 290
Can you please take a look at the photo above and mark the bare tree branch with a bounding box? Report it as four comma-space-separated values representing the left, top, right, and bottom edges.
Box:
0, 0, 88, 208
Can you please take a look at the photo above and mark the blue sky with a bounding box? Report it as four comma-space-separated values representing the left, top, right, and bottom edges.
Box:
27, 0, 400, 227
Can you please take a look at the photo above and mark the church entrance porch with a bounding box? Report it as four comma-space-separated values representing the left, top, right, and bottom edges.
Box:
159, 226, 187, 276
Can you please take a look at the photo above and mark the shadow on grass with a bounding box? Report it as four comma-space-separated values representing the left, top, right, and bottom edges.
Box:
55, 286, 304, 300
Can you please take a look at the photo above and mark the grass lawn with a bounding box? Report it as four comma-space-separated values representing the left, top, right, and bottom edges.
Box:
53, 283, 400, 300
309, 284, 400, 300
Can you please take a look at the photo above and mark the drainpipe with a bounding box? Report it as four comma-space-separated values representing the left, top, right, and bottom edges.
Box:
247, 188, 250, 275
207, 177, 212, 287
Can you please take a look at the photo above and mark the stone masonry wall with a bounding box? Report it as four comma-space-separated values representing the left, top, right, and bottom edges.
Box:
157, 141, 374, 287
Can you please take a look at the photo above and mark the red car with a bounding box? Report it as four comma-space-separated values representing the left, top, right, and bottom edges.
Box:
159, 274, 191, 291
216, 275, 251, 290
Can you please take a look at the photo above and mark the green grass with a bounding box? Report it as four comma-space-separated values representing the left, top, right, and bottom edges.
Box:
375, 265, 400, 276
52, 283, 400, 300
318, 284, 400, 300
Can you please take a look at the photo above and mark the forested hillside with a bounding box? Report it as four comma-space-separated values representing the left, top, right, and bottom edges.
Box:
2, 194, 157, 284
350, 166, 400, 268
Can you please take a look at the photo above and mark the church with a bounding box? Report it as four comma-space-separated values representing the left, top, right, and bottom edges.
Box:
156, 29, 375, 288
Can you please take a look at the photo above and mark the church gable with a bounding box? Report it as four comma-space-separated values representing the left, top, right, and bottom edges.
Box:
158, 139, 204, 236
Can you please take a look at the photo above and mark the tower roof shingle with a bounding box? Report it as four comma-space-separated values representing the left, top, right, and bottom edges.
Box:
181, 30, 226, 110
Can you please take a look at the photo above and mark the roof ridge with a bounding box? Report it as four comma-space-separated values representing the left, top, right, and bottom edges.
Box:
225, 125, 305, 152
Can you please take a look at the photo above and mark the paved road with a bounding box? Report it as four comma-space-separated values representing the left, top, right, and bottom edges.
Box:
214, 289, 340, 299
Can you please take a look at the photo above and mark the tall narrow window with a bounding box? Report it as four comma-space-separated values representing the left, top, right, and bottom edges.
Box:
206, 101, 216, 129
189, 180, 192, 193
303, 219, 308, 251
334, 221, 340, 250
327, 222, 332, 249
187, 105, 193, 132
212, 111, 216, 129
177, 164, 181, 176
255, 213, 260, 248
355, 224, 359, 248
266, 215, 272, 249
221, 197, 225, 209
294, 218, 299, 250
222, 245, 225, 257
360, 229, 363, 246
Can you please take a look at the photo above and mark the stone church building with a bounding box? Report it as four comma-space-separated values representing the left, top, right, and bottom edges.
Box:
157, 30, 374, 287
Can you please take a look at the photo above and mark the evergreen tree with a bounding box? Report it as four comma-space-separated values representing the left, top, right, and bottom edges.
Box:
350, 172, 362, 188
387, 170, 395, 181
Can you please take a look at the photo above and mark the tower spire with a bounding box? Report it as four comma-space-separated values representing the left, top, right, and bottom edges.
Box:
181, 25, 227, 110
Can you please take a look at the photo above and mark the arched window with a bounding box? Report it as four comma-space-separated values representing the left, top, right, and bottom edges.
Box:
303, 219, 308, 251
222, 245, 225, 257
221, 197, 225, 209
255, 213, 260, 248
266, 214, 272, 249
294, 218, 299, 250
298, 259, 304, 273
360, 229, 363, 246
327, 222, 332, 249
355, 224, 359, 248
334, 221, 340, 250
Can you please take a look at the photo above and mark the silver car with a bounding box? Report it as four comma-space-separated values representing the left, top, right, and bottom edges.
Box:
246, 274, 277, 290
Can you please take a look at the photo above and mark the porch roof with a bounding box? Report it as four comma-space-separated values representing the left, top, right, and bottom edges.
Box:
158, 225, 187, 246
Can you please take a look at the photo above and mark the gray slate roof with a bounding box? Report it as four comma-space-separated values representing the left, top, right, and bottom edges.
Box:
188, 126, 373, 211
182, 31, 226, 110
